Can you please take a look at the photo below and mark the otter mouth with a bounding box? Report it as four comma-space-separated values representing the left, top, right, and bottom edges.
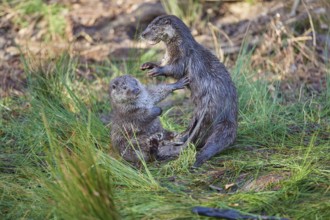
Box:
146, 39, 160, 45
141, 32, 161, 45
134, 91, 141, 97
142, 36, 160, 45
129, 92, 141, 101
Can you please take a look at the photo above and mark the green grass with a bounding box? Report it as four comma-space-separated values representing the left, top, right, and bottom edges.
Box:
1, 0, 67, 41
0, 48, 329, 220
161, 0, 203, 29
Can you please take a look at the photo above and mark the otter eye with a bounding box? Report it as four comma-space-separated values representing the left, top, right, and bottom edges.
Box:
164, 19, 171, 25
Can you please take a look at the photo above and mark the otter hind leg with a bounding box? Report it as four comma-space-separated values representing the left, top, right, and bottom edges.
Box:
193, 122, 236, 168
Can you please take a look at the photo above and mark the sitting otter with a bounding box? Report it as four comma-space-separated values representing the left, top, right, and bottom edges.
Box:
109, 74, 189, 163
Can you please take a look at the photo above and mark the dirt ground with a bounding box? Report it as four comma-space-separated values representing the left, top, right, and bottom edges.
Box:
0, 0, 329, 99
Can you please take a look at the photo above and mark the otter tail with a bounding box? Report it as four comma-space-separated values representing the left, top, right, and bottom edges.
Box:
193, 121, 236, 168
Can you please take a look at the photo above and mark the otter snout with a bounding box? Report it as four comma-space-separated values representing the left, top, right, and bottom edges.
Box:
140, 28, 160, 45
141, 30, 148, 39
132, 88, 140, 95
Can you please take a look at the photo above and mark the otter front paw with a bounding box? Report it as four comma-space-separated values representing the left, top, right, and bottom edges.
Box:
147, 67, 165, 77
173, 76, 190, 90
140, 62, 159, 71
150, 106, 163, 116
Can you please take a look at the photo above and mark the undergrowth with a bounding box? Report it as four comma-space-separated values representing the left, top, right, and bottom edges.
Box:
0, 48, 329, 219
1, 0, 66, 41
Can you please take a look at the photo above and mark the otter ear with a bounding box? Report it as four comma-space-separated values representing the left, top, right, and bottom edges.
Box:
164, 19, 171, 25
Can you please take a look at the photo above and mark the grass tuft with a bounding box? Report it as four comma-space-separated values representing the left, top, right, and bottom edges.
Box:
2, 0, 67, 41
159, 144, 196, 176
161, 0, 202, 29
1, 44, 329, 219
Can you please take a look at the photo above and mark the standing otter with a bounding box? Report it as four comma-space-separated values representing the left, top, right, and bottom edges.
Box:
110, 74, 188, 163
140, 15, 238, 167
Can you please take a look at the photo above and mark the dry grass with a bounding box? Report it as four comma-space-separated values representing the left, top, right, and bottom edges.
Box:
1, 0, 330, 219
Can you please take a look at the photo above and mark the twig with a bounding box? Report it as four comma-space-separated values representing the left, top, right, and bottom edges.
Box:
302, 0, 316, 47
193, 206, 289, 220
0, 103, 11, 111
290, 0, 301, 17
287, 36, 312, 43
208, 22, 224, 61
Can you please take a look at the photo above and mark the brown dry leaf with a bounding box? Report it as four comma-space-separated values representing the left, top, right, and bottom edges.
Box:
242, 172, 291, 192
225, 183, 236, 190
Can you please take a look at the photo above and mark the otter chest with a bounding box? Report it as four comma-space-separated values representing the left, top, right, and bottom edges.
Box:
136, 92, 154, 109
161, 51, 170, 66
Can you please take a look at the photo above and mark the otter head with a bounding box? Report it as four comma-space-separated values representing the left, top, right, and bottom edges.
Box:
141, 15, 179, 45
109, 75, 142, 105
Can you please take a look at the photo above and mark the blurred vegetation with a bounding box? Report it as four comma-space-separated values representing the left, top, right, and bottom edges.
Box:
1, 47, 329, 219
1, 0, 329, 219
162, 0, 203, 28
1, 0, 66, 41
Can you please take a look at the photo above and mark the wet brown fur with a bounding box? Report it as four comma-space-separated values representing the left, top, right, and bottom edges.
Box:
109, 74, 188, 163
141, 15, 238, 167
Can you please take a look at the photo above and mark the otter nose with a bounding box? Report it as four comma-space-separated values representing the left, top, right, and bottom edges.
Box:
141, 31, 147, 38
132, 88, 140, 94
